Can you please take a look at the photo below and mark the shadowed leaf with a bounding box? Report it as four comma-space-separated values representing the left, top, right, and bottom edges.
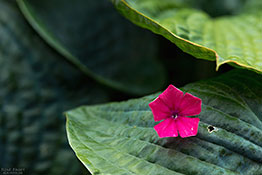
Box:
17, 0, 167, 95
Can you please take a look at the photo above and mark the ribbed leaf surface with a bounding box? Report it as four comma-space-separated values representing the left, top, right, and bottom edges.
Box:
111, 0, 262, 73
17, 0, 166, 95
67, 69, 262, 175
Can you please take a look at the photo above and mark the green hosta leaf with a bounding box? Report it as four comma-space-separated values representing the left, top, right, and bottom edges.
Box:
0, 1, 109, 174
111, 0, 262, 73
66, 69, 262, 175
17, 0, 166, 95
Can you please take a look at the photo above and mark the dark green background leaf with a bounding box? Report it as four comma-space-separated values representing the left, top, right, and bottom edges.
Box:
66, 69, 262, 175
0, 1, 110, 174
111, 0, 262, 73
17, 0, 167, 95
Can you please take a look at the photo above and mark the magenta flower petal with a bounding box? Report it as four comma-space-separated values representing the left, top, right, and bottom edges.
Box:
158, 85, 184, 111
149, 97, 172, 122
149, 84, 202, 138
178, 93, 202, 116
154, 118, 178, 138
176, 116, 200, 138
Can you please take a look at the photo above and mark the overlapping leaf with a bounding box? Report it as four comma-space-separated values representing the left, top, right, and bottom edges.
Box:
0, 1, 109, 174
66, 69, 262, 175
111, 0, 262, 73
17, 0, 166, 95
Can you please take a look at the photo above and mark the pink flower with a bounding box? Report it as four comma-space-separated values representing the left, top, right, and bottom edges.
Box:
149, 85, 201, 138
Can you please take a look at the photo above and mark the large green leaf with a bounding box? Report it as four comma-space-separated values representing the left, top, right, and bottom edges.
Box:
111, 0, 262, 73
66, 69, 262, 175
0, 1, 110, 174
16, 0, 166, 95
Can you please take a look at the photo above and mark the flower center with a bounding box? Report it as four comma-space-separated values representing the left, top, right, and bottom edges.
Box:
171, 114, 178, 119
171, 110, 179, 119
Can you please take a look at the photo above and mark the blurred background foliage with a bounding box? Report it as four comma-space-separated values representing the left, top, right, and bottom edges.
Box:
0, 0, 231, 175
18, 0, 166, 95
